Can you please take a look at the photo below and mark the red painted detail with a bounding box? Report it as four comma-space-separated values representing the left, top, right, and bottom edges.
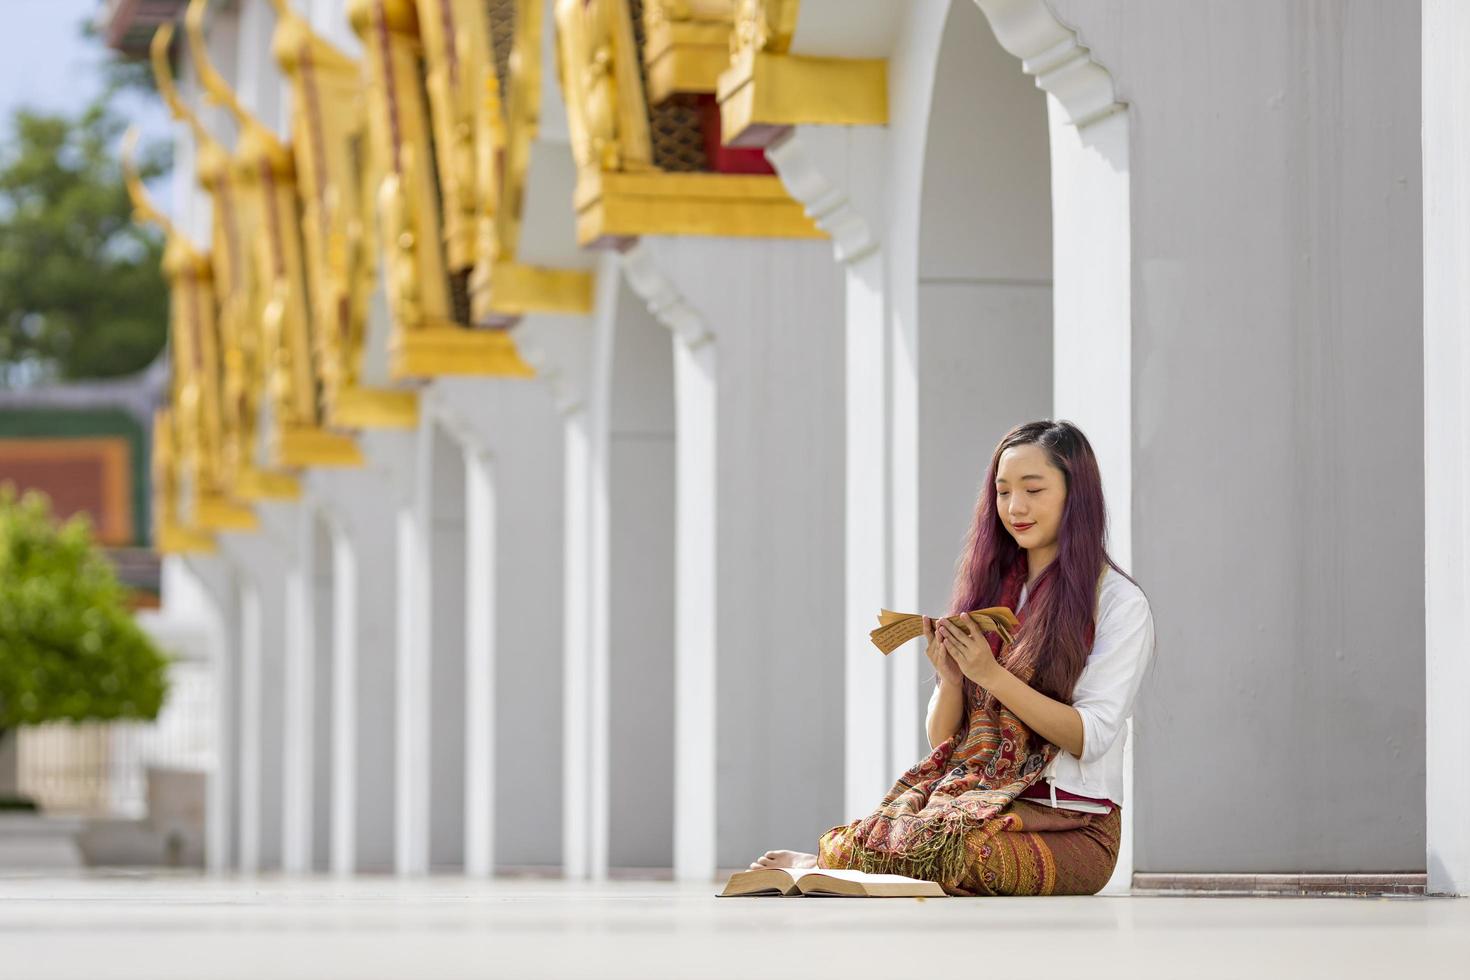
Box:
698, 94, 775, 175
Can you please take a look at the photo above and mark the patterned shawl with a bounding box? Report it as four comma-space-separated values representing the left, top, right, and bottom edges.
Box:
845, 559, 1071, 886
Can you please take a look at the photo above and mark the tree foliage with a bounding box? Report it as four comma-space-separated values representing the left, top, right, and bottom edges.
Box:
0, 95, 172, 385
0, 485, 170, 729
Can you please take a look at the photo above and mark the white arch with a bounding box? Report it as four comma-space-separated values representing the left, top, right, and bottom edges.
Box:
974, 0, 1124, 129
763, 0, 1135, 889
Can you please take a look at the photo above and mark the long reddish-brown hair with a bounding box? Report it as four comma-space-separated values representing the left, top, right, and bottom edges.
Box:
948, 420, 1136, 703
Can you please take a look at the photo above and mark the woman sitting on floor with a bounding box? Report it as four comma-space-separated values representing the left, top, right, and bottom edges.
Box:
751, 419, 1156, 896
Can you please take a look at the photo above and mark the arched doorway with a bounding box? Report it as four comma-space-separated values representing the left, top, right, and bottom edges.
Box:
595, 276, 677, 875
908, 0, 1054, 752
424, 421, 468, 871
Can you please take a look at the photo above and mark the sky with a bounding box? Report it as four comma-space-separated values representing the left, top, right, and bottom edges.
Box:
0, 0, 172, 160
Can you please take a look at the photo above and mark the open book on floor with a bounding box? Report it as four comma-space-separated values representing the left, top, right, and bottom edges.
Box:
718, 867, 947, 898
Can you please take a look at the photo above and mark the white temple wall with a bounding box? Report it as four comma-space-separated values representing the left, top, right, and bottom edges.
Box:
218, 505, 298, 872
588, 277, 677, 872
1050, 0, 1426, 873
509, 311, 600, 880
1422, 0, 1470, 897
310, 517, 333, 873
433, 377, 566, 872
624, 236, 847, 875
293, 462, 404, 874
172, 554, 240, 873
281, 502, 332, 873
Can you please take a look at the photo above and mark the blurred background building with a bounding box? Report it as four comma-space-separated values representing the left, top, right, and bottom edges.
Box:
1, 0, 1465, 897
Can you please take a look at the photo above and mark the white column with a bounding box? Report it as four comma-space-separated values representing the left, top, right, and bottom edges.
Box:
206, 605, 234, 875
237, 581, 262, 874
586, 319, 612, 880
170, 555, 237, 875
1047, 102, 1131, 571
511, 307, 599, 881
671, 333, 718, 882
622, 244, 718, 881
766, 127, 895, 818
887, 252, 921, 783
1424, 0, 1470, 898
968, 0, 1131, 892
580, 273, 677, 876
463, 450, 499, 878
394, 505, 428, 874
561, 409, 593, 879
280, 549, 313, 873
320, 443, 412, 875
329, 526, 358, 875
1046, 99, 1133, 896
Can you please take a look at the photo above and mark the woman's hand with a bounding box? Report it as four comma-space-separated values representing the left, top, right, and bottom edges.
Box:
936, 613, 1003, 687
923, 615, 965, 688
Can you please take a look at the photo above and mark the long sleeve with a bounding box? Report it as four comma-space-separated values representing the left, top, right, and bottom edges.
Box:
1071, 590, 1155, 765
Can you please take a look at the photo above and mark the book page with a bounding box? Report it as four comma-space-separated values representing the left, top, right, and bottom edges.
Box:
791, 868, 934, 885
718, 867, 801, 896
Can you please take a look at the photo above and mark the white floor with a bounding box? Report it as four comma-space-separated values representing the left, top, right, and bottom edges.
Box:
0, 873, 1465, 979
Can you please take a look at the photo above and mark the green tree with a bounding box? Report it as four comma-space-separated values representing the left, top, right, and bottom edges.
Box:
0, 96, 171, 385
0, 484, 170, 748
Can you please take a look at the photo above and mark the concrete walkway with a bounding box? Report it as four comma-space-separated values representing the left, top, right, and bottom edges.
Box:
0, 873, 1464, 979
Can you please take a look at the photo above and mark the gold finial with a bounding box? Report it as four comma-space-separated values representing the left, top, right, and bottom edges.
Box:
185, 0, 254, 130
152, 23, 237, 190
151, 25, 195, 138
123, 128, 210, 282
150, 24, 222, 152
121, 128, 173, 234
185, 0, 294, 178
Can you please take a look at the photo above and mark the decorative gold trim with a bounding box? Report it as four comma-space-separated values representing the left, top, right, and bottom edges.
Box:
412, 0, 490, 273
730, 0, 798, 55
152, 24, 264, 506
348, 0, 461, 369
195, 494, 260, 532
391, 327, 537, 378
556, 0, 820, 246
272, 2, 403, 433
716, 49, 887, 147
151, 410, 218, 554
644, 0, 736, 103
488, 0, 539, 268
487, 262, 595, 316
157, 523, 219, 555
274, 427, 366, 468
452, 1, 597, 329
125, 129, 251, 545
556, 0, 654, 188
236, 467, 303, 501
188, 0, 323, 481
329, 387, 421, 429
574, 170, 822, 245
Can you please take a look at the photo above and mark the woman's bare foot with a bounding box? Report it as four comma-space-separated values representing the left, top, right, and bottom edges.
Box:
748, 849, 819, 871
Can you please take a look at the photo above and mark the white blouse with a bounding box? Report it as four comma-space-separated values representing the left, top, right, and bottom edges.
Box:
928, 565, 1156, 812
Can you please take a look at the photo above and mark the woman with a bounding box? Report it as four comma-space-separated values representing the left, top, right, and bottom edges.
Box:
749, 419, 1155, 896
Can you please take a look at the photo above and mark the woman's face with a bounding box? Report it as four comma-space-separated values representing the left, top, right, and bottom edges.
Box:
995, 443, 1068, 552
